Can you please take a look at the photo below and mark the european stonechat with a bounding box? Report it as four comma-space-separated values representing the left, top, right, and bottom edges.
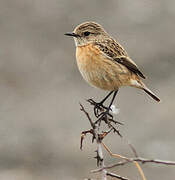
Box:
65, 22, 160, 107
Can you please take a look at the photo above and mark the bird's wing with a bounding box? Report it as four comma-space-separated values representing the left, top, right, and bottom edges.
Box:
114, 56, 146, 79
95, 39, 146, 79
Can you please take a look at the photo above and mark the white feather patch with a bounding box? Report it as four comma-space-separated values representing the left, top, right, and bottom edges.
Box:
130, 79, 141, 87
110, 105, 120, 115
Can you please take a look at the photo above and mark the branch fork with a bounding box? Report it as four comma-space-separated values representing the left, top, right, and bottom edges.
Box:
79, 99, 175, 180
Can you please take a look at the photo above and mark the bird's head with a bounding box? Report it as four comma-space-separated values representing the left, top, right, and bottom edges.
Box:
65, 22, 108, 46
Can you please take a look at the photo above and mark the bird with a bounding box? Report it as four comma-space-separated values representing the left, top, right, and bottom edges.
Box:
65, 21, 160, 116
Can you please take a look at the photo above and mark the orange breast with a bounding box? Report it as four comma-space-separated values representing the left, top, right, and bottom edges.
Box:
76, 43, 131, 90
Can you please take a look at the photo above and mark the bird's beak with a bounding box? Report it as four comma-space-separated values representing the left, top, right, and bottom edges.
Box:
64, 32, 80, 38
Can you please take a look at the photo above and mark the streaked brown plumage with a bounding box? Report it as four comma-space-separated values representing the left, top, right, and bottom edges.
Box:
65, 21, 160, 102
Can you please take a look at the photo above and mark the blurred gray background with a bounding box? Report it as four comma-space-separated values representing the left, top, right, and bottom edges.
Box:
0, 0, 175, 179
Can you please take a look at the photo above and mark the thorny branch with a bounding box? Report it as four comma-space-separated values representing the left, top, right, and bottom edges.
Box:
92, 157, 175, 173
106, 172, 129, 180
80, 103, 124, 180
80, 100, 175, 180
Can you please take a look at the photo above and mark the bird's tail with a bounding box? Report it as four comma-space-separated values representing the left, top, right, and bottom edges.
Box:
130, 79, 161, 102
143, 87, 161, 102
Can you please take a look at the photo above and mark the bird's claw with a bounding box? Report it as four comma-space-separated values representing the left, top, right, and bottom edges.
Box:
87, 99, 108, 117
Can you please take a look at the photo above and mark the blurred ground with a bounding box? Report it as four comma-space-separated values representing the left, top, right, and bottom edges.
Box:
0, 0, 175, 179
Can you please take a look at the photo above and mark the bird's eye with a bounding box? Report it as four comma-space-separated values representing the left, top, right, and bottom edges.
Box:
83, 31, 91, 36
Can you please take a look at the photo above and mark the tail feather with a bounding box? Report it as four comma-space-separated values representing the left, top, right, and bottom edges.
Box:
143, 87, 161, 102
130, 79, 161, 102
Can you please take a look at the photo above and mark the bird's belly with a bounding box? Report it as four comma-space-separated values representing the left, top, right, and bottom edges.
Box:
76, 45, 131, 90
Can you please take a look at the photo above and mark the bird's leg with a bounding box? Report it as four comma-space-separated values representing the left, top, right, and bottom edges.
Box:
97, 90, 119, 123
108, 90, 118, 112
99, 91, 114, 105
88, 91, 114, 117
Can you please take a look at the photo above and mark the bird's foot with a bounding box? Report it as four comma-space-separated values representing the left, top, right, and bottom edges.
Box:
95, 108, 113, 124
87, 99, 109, 117
95, 110, 122, 137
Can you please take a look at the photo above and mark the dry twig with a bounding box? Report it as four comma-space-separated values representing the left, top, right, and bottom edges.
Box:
92, 142, 175, 173
80, 103, 126, 180
80, 100, 175, 180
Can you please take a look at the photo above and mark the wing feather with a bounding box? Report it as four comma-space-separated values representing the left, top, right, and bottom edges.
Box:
95, 39, 146, 79
114, 57, 146, 79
